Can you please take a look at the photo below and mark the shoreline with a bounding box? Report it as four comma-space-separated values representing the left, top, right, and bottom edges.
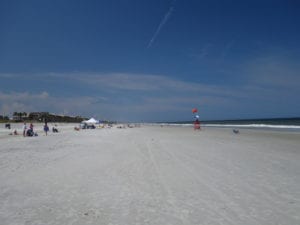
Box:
1, 122, 300, 140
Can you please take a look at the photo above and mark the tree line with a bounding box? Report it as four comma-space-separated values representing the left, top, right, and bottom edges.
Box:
0, 115, 10, 122
0, 112, 87, 123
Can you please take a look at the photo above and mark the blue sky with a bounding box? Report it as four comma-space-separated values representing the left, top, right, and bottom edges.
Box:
0, 0, 300, 122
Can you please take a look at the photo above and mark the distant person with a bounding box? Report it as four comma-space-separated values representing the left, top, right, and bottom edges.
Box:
25, 123, 35, 136
22, 123, 27, 137
26, 128, 34, 137
9, 130, 19, 136
52, 126, 58, 133
44, 123, 49, 136
30, 123, 34, 131
194, 119, 201, 130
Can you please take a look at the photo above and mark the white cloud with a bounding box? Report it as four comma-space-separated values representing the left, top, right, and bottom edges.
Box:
66, 72, 237, 98
0, 91, 49, 102
0, 74, 239, 120
0, 91, 50, 114
1, 59, 299, 121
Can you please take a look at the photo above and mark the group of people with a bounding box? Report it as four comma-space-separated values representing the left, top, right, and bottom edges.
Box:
22, 123, 35, 137
21, 122, 57, 137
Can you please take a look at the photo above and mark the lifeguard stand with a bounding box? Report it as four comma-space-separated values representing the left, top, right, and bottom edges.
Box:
194, 119, 201, 130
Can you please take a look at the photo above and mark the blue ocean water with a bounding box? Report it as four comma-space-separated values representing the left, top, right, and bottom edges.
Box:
202, 118, 300, 131
159, 117, 300, 131
202, 117, 300, 126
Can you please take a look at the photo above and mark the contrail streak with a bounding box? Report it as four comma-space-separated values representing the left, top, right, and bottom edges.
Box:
147, 1, 176, 48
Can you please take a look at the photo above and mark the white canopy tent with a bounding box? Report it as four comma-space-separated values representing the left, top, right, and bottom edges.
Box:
82, 118, 99, 124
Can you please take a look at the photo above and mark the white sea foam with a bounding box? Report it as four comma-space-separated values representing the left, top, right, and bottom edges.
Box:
152, 123, 300, 130
202, 124, 300, 129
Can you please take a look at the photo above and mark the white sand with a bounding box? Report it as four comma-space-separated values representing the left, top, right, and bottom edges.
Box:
0, 124, 299, 225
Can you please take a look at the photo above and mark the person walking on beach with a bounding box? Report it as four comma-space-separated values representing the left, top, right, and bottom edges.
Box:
44, 123, 49, 136
22, 122, 27, 137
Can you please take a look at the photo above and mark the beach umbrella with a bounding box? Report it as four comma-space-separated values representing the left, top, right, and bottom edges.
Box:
192, 108, 198, 113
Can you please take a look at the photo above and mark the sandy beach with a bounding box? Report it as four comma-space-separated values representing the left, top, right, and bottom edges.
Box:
0, 124, 299, 225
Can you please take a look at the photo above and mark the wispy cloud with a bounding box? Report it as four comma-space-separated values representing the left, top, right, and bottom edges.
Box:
0, 91, 101, 117
1, 54, 299, 121
242, 53, 300, 89
0, 72, 241, 120
58, 72, 237, 97
0, 91, 50, 114
189, 44, 214, 61
0, 91, 49, 102
147, 0, 176, 48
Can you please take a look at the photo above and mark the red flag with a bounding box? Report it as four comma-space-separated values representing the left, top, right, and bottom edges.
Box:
192, 108, 198, 113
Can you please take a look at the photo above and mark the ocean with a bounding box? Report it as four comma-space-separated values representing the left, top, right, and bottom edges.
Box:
158, 117, 300, 131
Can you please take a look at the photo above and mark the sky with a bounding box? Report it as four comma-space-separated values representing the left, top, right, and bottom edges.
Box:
0, 0, 300, 122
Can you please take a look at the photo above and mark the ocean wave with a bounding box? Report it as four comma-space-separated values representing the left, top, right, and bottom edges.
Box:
153, 123, 300, 130
203, 124, 300, 129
